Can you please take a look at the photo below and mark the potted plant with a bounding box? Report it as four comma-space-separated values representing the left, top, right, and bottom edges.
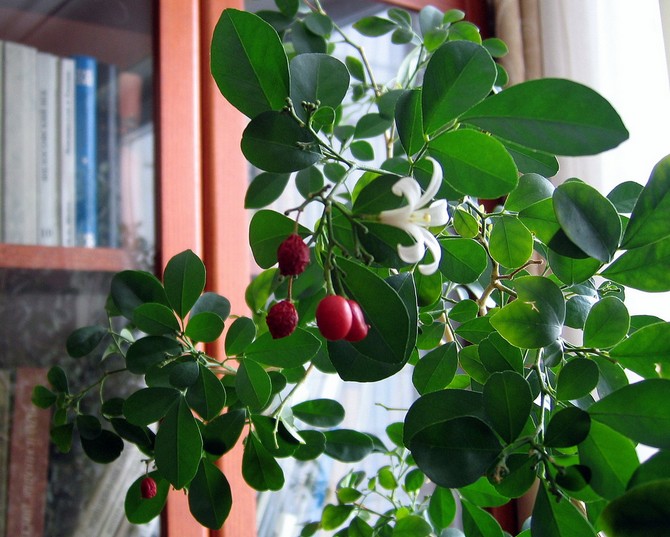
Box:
34, 2, 670, 536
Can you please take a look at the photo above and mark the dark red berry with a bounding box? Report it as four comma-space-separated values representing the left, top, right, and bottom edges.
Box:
316, 295, 353, 341
141, 476, 157, 499
266, 300, 298, 339
277, 234, 310, 276
345, 300, 369, 342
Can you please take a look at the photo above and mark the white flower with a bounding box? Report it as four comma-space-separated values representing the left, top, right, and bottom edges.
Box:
379, 158, 449, 275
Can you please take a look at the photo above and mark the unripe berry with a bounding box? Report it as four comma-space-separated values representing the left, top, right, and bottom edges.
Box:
316, 295, 353, 341
277, 234, 310, 276
266, 300, 299, 339
345, 300, 369, 342
140, 476, 157, 499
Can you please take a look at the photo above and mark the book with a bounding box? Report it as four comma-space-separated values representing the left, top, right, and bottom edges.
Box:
5, 367, 51, 537
36, 51, 60, 246
96, 62, 120, 248
0, 370, 10, 537
2, 41, 38, 245
59, 57, 77, 247
74, 55, 98, 248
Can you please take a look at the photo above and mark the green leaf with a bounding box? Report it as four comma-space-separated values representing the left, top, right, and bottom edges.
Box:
428, 486, 457, 530
51, 423, 74, 453
491, 276, 566, 348
430, 129, 518, 199
245, 172, 290, 209
242, 111, 321, 173
245, 328, 321, 368
489, 216, 533, 269
32, 385, 57, 408
461, 501, 505, 537
66, 325, 107, 358
76, 414, 102, 440
553, 181, 621, 263
499, 138, 559, 177
461, 78, 629, 156
186, 365, 226, 421
290, 53, 349, 121
188, 458, 232, 529
110, 418, 154, 452
589, 379, 670, 449
583, 296, 629, 348
292, 429, 326, 461
452, 208, 479, 239
478, 332, 524, 374
607, 180, 644, 214
202, 410, 246, 457
412, 342, 458, 395
483, 371, 532, 443
185, 312, 225, 343
236, 359, 272, 410
295, 167, 324, 198
321, 504, 353, 531
460, 477, 509, 507
248, 209, 311, 269
439, 238, 488, 284
353, 16, 396, 37
133, 303, 180, 336
395, 89, 424, 157
409, 416, 502, 488
110, 270, 169, 320
225, 316, 257, 356
292, 399, 345, 427
392, 515, 432, 537
125, 471, 169, 524
191, 292, 230, 321
578, 421, 638, 499
531, 482, 597, 537
544, 406, 591, 448
608, 321, 670, 378
421, 41, 496, 134
547, 250, 601, 286
81, 430, 124, 464
163, 250, 205, 319
345, 56, 365, 82
125, 335, 182, 375
323, 429, 374, 462
492, 453, 536, 498
242, 433, 284, 491
211, 9, 289, 118
124, 387, 180, 426
290, 21, 327, 54
505, 173, 554, 212
601, 235, 670, 292
556, 358, 600, 401
47, 366, 69, 393
600, 479, 670, 537
354, 113, 393, 139
154, 396, 203, 489
621, 154, 670, 248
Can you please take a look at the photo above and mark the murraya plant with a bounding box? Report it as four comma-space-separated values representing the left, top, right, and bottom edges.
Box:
32, 2, 670, 536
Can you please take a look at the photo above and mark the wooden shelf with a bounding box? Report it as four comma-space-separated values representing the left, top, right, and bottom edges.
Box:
0, 244, 134, 272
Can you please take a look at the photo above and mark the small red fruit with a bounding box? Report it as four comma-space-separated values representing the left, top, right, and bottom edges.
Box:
345, 300, 369, 342
316, 295, 353, 340
266, 300, 299, 339
277, 233, 310, 276
140, 476, 157, 499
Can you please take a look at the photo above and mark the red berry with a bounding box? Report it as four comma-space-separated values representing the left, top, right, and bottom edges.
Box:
345, 300, 369, 342
141, 476, 157, 499
316, 295, 353, 340
277, 234, 310, 276
266, 300, 298, 339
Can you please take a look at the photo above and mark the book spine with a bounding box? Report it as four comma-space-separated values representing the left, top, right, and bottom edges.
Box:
6, 367, 51, 537
74, 55, 98, 248
2, 41, 38, 245
37, 52, 60, 246
0, 370, 11, 537
59, 57, 76, 247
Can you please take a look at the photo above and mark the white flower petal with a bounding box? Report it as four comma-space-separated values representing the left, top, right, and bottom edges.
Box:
391, 176, 422, 206
378, 205, 412, 227
418, 228, 442, 275
415, 157, 443, 207
427, 200, 449, 227
397, 240, 425, 264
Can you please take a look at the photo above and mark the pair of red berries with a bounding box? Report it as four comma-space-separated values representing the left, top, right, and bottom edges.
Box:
316, 295, 369, 342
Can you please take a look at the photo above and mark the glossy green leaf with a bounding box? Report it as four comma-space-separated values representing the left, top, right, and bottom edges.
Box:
354, 113, 393, 139
190, 292, 230, 321
290, 53, 349, 121
133, 303, 180, 336
345, 56, 365, 82
245, 172, 290, 208
242, 432, 284, 491
188, 458, 232, 529
439, 238, 488, 284
47, 365, 68, 393
428, 486, 457, 530
430, 129, 518, 198
491, 276, 566, 348
478, 332, 523, 374
76, 414, 102, 440
50, 423, 74, 453
125, 336, 182, 375
111, 270, 169, 320
32, 385, 56, 408
241, 111, 321, 172
409, 416, 502, 488
322, 504, 353, 531
125, 471, 169, 525
110, 418, 154, 453
323, 429, 374, 462
461, 501, 505, 537
505, 173, 554, 212
245, 328, 321, 368
600, 479, 670, 537
123, 387, 180, 426
578, 421, 638, 499
290, 20, 327, 54
460, 477, 509, 507
621, 155, 670, 248
627, 451, 670, 490
202, 410, 246, 457
547, 249, 601, 286
607, 180, 643, 214
66, 325, 107, 358
81, 429, 124, 464
422, 41, 496, 134
163, 249, 205, 319
295, 166, 324, 198
293, 429, 326, 461
583, 296, 629, 348
236, 359, 272, 410
531, 482, 597, 537
489, 216, 533, 269
211, 9, 289, 118
553, 181, 621, 263
154, 396, 203, 489
589, 379, 670, 449
452, 208, 479, 238
461, 78, 628, 156
544, 406, 591, 448
186, 365, 226, 421
483, 371, 532, 443
499, 138, 559, 177
395, 89, 424, 156
518, 197, 561, 245
185, 311, 225, 343
248, 209, 311, 269
225, 316, 257, 356
602, 235, 670, 292
492, 453, 536, 498
292, 399, 345, 427
393, 515, 432, 537
412, 342, 458, 395
608, 321, 670, 378
556, 359, 599, 401
353, 16, 396, 37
